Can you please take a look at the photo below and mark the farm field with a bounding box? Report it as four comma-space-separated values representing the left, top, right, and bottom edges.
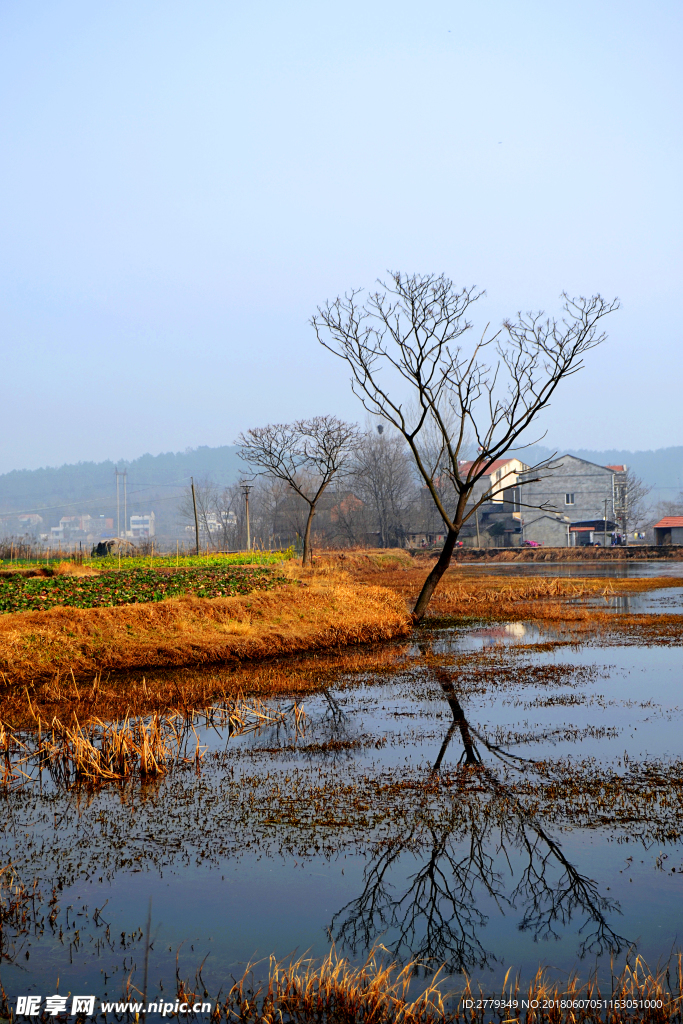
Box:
0, 564, 286, 614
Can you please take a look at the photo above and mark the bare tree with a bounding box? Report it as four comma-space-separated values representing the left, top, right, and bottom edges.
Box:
178, 477, 220, 549
252, 476, 298, 550
313, 272, 619, 620
348, 424, 417, 547
617, 469, 651, 536
236, 416, 360, 565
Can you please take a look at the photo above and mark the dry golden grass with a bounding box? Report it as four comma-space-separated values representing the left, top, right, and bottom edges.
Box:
217, 946, 449, 1024
51, 560, 99, 576
328, 556, 683, 622
0, 572, 411, 687
1, 640, 411, 729
1, 556, 681, 720
174, 944, 683, 1023
1, 698, 306, 786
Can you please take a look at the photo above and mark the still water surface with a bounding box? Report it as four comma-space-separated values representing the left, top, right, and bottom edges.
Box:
3, 562, 683, 1003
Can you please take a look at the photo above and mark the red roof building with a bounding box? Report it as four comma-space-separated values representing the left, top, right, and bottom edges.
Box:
457, 458, 529, 514
653, 517, 683, 545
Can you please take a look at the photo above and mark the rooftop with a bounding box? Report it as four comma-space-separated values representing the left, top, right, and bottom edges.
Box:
458, 458, 525, 478
653, 517, 683, 529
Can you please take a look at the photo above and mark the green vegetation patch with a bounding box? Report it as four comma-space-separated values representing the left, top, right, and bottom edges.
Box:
91, 549, 294, 571
0, 566, 288, 615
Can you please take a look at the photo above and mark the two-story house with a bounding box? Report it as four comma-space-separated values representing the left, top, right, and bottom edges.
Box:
518, 455, 626, 546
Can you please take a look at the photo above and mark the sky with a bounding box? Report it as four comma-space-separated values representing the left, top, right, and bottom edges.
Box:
1, 0, 681, 474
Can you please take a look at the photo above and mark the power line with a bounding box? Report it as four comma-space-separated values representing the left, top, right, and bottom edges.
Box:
0, 484, 191, 518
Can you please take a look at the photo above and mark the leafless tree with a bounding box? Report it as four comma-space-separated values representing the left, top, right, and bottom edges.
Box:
348, 424, 417, 547
617, 469, 651, 536
236, 416, 360, 565
252, 476, 299, 549
178, 477, 220, 549
213, 483, 243, 549
647, 493, 683, 544
313, 272, 619, 620
177, 478, 244, 550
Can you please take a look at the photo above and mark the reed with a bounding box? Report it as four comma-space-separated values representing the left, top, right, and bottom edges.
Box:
171, 944, 683, 1023
218, 946, 448, 1023
334, 557, 683, 623
454, 954, 683, 1023
0, 865, 42, 964
1, 641, 410, 730
1, 698, 306, 787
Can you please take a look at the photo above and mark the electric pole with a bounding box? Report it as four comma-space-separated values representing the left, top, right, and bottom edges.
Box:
191, 477, 200, 556
115, 468, 128, 539
604, 498, 608, 547
241, 482, 252, 551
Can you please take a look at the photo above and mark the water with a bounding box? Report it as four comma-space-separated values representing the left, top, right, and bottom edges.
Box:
576, 588, 683, 614
3, 571, 683, 1004
453, 558, 683, 578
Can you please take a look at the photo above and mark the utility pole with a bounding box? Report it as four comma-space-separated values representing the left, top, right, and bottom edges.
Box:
241, 482, 252, 551
191, 477, 200, 556
115, 467, 128, 540
604, 498, 608, 547
475, 507, 481, 548
115, 469, 121, 538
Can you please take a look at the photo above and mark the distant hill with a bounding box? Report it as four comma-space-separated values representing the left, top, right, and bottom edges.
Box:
521, 446, 683, 502
0, 446, 242, 538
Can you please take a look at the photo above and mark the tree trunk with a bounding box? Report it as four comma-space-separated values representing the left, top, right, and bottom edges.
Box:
433, 670, 479, 768
302, 504, 316, 566
412, 527, 459, 622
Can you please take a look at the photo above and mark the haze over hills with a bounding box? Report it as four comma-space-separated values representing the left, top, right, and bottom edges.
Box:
0, 446, 242, 539
1, 443, 681, 541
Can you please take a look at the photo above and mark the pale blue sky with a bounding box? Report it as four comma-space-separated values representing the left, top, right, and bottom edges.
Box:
1, 0, 681, 473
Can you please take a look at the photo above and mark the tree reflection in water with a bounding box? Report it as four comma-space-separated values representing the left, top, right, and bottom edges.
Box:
330, 669, 626, 973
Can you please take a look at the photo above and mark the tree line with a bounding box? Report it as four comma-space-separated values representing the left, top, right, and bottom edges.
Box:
179, 420, 429, 556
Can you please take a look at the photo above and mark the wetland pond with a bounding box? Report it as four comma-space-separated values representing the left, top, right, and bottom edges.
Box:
3, 561, 683, 1006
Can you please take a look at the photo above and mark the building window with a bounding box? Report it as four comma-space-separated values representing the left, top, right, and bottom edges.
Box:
565, 493, 575, 505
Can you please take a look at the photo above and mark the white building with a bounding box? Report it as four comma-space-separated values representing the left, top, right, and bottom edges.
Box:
130, 512, 156, 538
50, 514, 100, 542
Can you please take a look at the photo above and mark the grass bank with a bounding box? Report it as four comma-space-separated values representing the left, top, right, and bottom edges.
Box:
0, 570, 411, 688
325, 551, 683, 617
2, 550, 681, 711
